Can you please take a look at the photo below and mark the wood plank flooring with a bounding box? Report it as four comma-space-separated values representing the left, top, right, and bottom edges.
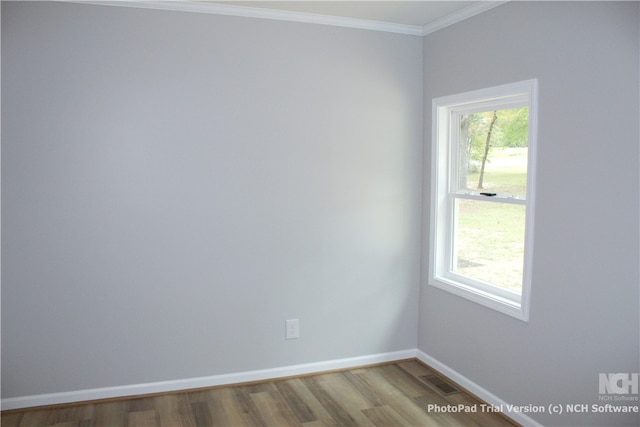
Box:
1, 360, 519, 427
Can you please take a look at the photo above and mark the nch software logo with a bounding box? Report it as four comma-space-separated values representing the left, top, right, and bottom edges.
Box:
599, 373, 639, 395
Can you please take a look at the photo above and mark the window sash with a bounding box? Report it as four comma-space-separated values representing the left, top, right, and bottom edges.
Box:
449, 192, 526, 205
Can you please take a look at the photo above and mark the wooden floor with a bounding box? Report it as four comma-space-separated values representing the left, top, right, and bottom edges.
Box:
1, 360, 518, 427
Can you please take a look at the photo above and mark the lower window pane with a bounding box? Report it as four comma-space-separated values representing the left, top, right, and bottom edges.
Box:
453, 199, 525, 293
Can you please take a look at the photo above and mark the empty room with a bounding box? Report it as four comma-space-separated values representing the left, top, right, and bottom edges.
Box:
2, 1, 638, 426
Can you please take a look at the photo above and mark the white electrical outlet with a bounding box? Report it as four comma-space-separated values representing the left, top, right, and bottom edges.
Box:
285, 319, 299, 340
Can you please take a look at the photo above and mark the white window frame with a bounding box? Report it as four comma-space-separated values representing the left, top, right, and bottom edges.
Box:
429, 79, 538, 322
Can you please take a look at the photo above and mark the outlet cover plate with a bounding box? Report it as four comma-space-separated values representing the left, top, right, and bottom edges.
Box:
285, 319, 299, 340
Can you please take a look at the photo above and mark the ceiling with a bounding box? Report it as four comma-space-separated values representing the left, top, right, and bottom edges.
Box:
209, 1, 481, 27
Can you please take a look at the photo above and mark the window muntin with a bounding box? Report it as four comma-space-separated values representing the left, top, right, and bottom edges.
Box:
429, 80, 537, 321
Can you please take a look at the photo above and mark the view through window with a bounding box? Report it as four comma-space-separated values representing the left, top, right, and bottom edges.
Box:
453, 107, 529, 292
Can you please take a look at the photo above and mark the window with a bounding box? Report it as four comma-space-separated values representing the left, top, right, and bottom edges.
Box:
429, 80, 537, 321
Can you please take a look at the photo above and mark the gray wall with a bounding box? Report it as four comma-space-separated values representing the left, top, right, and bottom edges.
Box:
419, 2, 639, 426
3, 2, 639, 426
2, 1, 423, 397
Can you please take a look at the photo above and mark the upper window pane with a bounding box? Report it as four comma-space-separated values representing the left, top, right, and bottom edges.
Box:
455, 107, 529, 198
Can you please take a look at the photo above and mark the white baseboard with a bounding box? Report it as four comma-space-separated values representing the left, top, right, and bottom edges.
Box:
1, 349, 417, 411
2, 347, 545, 427
416, 350, 542, 427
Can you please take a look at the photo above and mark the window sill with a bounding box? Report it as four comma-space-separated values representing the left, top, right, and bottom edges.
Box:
428, 276, 529, 322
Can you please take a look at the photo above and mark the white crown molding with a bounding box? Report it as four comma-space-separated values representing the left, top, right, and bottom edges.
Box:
420, 1, 510, 36
68, 1, 425, 35
66, 1, 508, 37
